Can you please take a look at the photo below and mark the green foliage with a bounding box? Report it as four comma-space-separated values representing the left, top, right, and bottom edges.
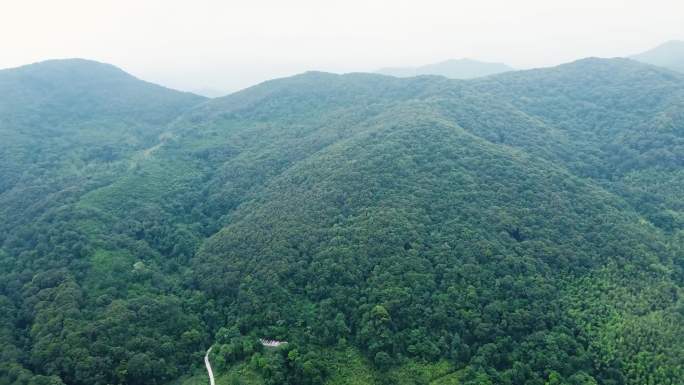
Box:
1, 58, 683, 385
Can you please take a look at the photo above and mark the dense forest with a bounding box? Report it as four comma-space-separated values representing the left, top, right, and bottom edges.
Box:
0, 57, 682, 385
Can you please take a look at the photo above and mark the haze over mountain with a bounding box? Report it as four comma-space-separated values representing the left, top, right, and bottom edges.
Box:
5, 0, 684, 92
376, 58, 513, 79
0, 55, 683, 385
631, 40, 684, 73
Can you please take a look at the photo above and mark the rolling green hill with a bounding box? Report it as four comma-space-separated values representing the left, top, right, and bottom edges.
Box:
0, 59, 205, 231
0, 58, 682, 385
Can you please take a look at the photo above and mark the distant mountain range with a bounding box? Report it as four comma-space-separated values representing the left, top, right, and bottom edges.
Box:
376, 58, 513, 79
631, 40, 684, 73
190, 86, 229, 98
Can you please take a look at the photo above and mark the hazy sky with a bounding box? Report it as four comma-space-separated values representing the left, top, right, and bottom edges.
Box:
1, 0, 683, 94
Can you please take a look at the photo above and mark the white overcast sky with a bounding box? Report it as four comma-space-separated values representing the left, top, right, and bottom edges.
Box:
1, 0, 683, 94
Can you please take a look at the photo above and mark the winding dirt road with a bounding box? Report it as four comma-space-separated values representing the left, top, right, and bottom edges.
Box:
204, 347, 215, 385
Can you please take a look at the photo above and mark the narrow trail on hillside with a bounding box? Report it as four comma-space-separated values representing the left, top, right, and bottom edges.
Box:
204, 347, 215, 385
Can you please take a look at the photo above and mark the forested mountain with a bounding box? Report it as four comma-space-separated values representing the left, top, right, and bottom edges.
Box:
0, 59, 205, 230
0, 58, 682, 385
376, 58, 513, 79
631, 40, 684, 73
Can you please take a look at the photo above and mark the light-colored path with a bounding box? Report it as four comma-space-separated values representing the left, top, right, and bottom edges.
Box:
204, 347, 215, 385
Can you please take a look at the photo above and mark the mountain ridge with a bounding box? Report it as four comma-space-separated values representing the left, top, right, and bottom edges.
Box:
377, 57, 513, 79
0, 56, 682, 385
630, 40, 684, 73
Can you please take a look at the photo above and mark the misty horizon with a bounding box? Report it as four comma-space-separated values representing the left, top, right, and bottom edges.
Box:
5, 39, 683, 98
2, 0, 683, 95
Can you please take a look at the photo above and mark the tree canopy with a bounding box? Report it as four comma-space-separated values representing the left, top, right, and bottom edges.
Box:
0, 58, 682, 385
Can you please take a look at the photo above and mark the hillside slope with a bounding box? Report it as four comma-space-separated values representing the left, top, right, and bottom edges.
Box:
0, 59, 682, 385
462, 58, 684, 233
188, 63, 683, 385
0, 59, 206, 231
0, 60, 207, 385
